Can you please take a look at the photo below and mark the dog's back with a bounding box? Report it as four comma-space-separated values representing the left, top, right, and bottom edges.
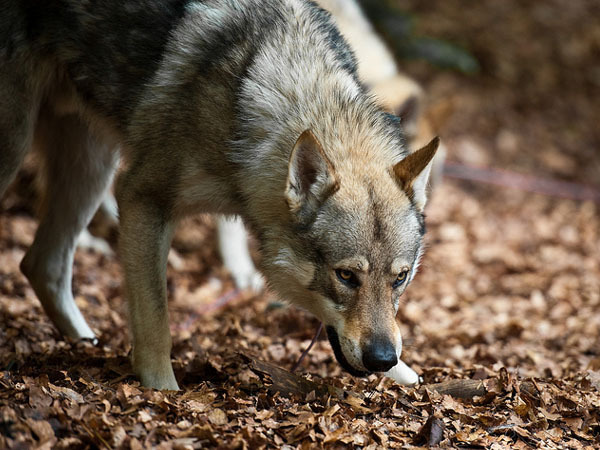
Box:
7, 0, 357, 123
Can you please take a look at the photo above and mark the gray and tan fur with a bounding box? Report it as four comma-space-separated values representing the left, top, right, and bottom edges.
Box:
0, 0, 438, 389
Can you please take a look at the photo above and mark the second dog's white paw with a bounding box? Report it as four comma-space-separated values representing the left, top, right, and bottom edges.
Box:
231, 266, 264, 292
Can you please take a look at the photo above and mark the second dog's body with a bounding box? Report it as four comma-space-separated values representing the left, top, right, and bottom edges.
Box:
1, 0, 437, 389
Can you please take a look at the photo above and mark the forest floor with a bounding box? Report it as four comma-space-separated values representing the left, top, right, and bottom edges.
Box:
1, 0, 599, 449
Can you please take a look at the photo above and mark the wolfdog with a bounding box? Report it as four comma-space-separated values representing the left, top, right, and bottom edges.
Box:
0, 0, 438, 390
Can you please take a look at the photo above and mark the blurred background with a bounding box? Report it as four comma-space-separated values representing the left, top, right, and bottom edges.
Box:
365, 0, 599, 185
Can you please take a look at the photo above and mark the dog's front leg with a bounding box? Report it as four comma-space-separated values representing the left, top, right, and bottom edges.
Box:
117, 182, 178, 390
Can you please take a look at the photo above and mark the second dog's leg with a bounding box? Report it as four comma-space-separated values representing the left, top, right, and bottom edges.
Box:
20, 112, 117, 339
117, 173, 178, 390
217, 216, 264, 291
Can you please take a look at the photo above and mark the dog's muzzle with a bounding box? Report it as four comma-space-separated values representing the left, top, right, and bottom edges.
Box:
326, 326, 399, 375
326, 326, 368, 376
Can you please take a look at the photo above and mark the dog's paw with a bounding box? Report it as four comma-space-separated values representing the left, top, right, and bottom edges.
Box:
231, 265, 265, 292
139, 372, 180, 391
133, 356, 180, 391
383, 359, 421, 385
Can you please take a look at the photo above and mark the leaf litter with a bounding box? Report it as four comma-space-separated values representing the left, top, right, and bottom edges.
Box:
1, 0, 600, 447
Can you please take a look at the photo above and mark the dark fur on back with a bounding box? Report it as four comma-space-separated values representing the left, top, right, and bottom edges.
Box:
18, 0, 190, 123
12, 0, 361, 129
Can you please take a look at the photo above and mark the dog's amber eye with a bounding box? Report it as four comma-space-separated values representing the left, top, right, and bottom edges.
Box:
336, 269, 358, 288
338, 269, 352, 280
393, 270, 409, 289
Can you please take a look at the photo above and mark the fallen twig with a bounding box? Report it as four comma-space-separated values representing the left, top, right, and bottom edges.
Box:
421, 379, 486, 399
244, 353, 345, 399
421, 378, 536, 400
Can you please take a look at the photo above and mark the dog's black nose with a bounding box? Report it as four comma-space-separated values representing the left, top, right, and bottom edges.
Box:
362, 336, 397, 372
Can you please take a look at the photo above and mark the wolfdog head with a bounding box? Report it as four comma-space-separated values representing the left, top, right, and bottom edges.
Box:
259, 129, 439, 376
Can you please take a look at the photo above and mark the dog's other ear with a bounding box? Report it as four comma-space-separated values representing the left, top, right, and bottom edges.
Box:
394, 95, 421, 139
285, 130, 339, 218
393, 137, 440, 211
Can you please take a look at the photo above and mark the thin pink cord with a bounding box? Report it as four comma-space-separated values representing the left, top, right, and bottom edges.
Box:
443, 161, 600, 203
291, 322, 323, 372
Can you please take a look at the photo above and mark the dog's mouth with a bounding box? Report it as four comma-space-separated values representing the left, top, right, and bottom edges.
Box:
326, 326, 369, 377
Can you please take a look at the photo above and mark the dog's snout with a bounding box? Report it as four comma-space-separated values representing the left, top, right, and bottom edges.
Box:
362, 336, 397, 372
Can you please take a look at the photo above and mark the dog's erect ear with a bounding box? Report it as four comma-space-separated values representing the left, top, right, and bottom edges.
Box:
393, 137, 440, 211
285, 130, 338, 218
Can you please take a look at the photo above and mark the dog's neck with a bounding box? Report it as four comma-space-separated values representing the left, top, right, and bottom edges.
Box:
225, 0, 407, 244
232, 74, 405, 234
